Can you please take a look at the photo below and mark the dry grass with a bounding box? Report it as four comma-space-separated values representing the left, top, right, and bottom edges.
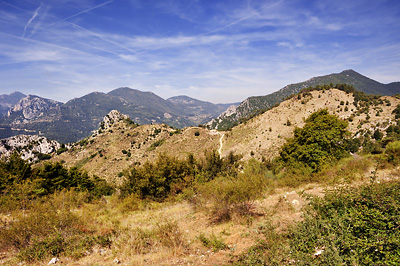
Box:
2, 161, 399, 265
52, 124, 220, 182
18, 89, 400, 264
222, 90, 400, 162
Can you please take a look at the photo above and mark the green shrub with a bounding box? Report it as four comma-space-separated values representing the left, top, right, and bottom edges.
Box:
56, 147, 68, 155
147, 139, 165, 151
120, 153, 196, 200
373, 129, 383, 140
385, 140, 400, 165
289, 180, 400, 265
237, 180, 400, 265
279, 109, 350, 171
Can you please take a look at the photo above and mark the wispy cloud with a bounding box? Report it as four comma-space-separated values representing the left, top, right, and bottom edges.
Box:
44, 0, 114, 28
22, 4, 42, 37
203, 0, 286, 34
0, 0, 399, 103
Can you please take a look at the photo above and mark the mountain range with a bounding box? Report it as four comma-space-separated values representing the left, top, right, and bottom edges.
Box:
0, 69, 399, 143
0, 88, 235, 143
207, 69, 400, 129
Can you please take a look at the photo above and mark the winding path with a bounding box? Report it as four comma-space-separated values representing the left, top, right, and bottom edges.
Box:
218, 132, 224, 158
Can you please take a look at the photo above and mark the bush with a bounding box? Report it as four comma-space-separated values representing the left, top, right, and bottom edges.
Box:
154, 219, 185, 252
113, 227, 154, 255
373, 129, 383, 140
288, 180, 400, 265
195, 159, 272, 222
33, 163, 95, 196
237, 180, 400, 265
147, 139, 165, 151
385, 140, 400, 165
120, 153, 197, 200
280, 109, 350, 171
112, 218, 185, 256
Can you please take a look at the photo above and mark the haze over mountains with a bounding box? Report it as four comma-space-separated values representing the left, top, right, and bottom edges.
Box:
0, 69, 399, 143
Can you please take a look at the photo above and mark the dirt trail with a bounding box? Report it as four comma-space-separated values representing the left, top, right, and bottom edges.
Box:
218, 132, 224, 157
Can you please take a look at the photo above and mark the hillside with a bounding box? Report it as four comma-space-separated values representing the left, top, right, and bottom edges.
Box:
208, 69, 400, 130
2, 70, 396, 142
167, 95, 235, 125
52, 113, 220, 182
51, 88, 400, 182
221, 89, 400, 162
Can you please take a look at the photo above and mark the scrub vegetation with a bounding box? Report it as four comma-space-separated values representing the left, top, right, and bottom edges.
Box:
1, 86, 400, 265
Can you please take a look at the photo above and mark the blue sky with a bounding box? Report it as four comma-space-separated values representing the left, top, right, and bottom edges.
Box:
0, 0, 399, 103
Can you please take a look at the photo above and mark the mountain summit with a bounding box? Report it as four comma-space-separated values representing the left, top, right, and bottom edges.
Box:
0, 91, 26, 117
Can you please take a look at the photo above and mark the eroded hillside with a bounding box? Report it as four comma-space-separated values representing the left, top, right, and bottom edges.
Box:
221, 89, 400, 161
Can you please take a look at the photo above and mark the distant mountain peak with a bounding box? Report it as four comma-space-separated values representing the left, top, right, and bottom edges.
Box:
0, 91, 27, 117
341, 69, 356, 73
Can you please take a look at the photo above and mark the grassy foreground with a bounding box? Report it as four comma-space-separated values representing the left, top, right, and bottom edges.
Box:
1, 153, 399, 265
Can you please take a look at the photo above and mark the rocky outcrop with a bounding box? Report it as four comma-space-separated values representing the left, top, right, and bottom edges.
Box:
0, 135, 62, 162
100, 110, 130, 130
205, 105, 238, 129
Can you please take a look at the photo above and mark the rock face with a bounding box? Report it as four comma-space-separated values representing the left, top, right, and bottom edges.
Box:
205, 104, 238, 129
0, 91, 26, 117
7, 95, 62, 124
0, 135, 62, 162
